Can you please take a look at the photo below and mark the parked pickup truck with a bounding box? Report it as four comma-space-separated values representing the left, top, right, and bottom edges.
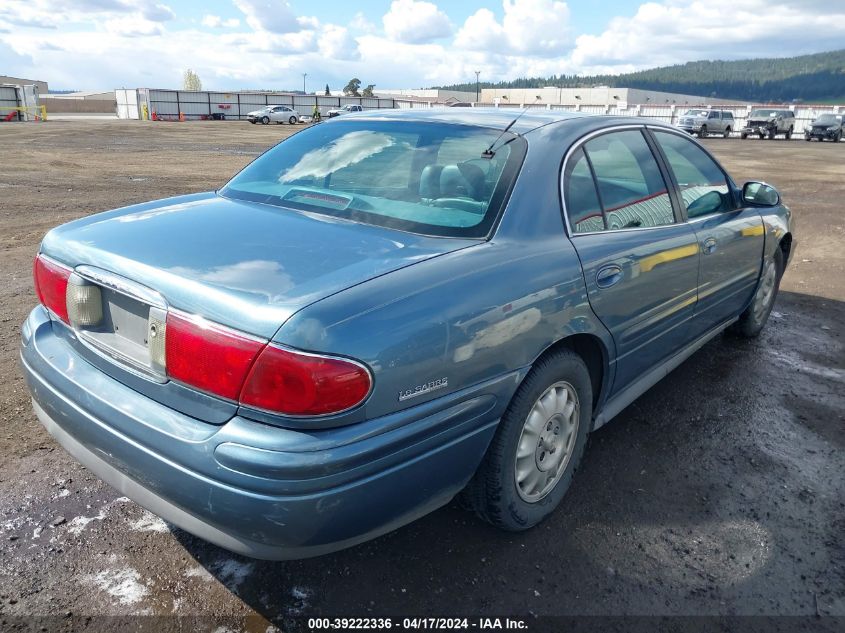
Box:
326, 104, 363, 117
741, 108, 795, 139
676, 109, 734, 138
22, 110, 794, 559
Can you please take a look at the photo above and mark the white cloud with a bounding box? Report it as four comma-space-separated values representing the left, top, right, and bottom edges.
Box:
383, 0, 451, 44
233, 0, 300, 34
201, 15, 240, 29
141, 3, 174, 22
456, 0, 571, 56
350, 12, 377, 34
319, 25, 360, 61
104, 15, 163, 37
571, 0, 845, 71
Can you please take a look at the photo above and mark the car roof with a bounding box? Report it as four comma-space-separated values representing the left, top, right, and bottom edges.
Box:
343, 107, 593, 134
335, 107, 688, 136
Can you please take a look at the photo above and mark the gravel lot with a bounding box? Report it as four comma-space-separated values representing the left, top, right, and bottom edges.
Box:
0, 121, 843, 631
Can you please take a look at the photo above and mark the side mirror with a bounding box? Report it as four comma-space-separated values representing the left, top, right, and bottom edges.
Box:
742, 182, 780, 207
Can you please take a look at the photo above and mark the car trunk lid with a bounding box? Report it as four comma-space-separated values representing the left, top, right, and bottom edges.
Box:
41, 192, 478, 341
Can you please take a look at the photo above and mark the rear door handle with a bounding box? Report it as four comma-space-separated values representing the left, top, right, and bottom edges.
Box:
596, 264, 623, 288
702, 237, 717, 254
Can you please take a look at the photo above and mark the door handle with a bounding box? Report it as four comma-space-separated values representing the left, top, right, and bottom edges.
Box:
596, 264, 623, 288
702, 237, 717, 254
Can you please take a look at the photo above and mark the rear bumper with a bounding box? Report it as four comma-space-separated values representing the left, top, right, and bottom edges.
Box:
21, 306, 511, 559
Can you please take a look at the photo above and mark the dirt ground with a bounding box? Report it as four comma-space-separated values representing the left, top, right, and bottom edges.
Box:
0, 121, 843, 631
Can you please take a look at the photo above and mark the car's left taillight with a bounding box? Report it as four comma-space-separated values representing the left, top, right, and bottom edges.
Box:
33, 254, 72, 323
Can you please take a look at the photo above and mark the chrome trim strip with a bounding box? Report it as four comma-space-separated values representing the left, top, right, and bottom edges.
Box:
74, 265, 167, 309
76, 329, 167, 383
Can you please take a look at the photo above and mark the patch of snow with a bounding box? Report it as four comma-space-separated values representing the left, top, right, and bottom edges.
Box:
88, 568, 149, 606
67, 510, 106, 536
185, 566, 213, 581
129, 510, 169, 533
212, 558, 254, 591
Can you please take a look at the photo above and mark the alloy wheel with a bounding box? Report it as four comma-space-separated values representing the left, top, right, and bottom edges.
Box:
515, 381, 580, 503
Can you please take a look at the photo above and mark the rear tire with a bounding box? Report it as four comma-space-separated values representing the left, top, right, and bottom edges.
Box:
732, 247, 784, 338
740, 132, 748, 139
289, 116, 297, 124
462, 349, 592, 531
835, 131, 842, 142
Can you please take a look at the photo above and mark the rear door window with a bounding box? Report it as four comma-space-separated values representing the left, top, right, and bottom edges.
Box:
582, 130, 675, 231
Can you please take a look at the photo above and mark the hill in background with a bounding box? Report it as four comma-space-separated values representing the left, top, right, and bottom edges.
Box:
437, 50, 845, 103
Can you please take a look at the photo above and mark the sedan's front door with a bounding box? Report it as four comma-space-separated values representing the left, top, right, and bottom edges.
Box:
563, 129, 700, 395
651, 130, 764, 336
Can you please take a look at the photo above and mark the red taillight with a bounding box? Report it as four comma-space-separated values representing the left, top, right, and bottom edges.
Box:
33, 254, 72, 323
240, 345, 372, 416
165, 312, 264, 400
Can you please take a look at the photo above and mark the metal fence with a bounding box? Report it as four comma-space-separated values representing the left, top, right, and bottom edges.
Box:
125, 89, 395, 120
484, 102, 845, 136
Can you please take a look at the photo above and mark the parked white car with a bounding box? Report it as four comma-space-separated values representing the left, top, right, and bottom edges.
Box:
247, 105, 300, 125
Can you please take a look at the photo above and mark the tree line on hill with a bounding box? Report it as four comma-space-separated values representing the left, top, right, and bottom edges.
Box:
436, 50, 845, 103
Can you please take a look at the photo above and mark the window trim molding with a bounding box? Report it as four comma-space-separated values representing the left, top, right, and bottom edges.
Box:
559, 124, 681, 237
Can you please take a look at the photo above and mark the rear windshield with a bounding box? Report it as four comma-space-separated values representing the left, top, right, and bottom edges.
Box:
221, 120, 526, 238
750, 109, 791, 118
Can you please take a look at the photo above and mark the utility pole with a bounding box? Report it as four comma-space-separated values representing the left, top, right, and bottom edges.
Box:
475, 70, 480, 103
302, 73, 307, 94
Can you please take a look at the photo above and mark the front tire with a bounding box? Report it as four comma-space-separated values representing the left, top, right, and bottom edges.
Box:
785, 127, 793, 140
723, 126, 731, 139
741, 132, 748, 139
698, 125, 708, 138
261, 116, 270, 125
732, 247, 784, 338
289, 116, 297, 124
462, 349, 592, 531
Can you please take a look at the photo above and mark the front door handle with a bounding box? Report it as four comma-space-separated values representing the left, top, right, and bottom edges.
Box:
596, 264, 623, 288
702, 237, 717, 254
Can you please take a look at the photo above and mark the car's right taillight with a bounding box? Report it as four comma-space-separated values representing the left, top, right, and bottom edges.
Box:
33, 254, 72, 323
240, 345, 372, 416
164, 310, 372, 416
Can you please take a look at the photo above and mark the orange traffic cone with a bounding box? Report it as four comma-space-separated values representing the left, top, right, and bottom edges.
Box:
179, 111, 185, 122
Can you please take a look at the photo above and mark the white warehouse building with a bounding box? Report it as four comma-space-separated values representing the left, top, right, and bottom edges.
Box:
481, 86, 746, 107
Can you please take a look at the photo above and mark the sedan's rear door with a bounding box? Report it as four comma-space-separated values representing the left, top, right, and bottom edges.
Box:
563, 128, 700, 395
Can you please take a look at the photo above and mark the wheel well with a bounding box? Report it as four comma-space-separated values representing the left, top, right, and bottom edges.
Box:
779, 232, 793, 263
536, 334, 606, 411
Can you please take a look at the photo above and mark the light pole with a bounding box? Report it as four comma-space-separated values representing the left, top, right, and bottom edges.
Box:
475, 70, 480, 103
302, 73, 307, 94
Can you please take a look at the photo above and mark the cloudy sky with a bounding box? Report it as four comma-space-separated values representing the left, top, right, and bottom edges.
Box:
1, 0, 843, 92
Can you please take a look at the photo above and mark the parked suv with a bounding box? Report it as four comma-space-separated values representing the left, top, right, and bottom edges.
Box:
677, 109, 734, 138
804, 113, 843, 142
742, 108, 795, 140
